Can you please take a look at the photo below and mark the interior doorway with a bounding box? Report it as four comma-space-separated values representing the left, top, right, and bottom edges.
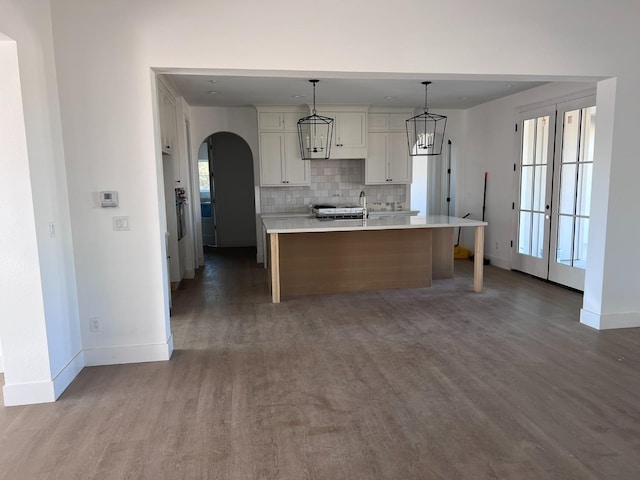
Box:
512, 95, 596, 291
198, 132, 256, 249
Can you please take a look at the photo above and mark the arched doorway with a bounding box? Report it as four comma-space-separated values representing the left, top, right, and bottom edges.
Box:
198, 132, 256, 249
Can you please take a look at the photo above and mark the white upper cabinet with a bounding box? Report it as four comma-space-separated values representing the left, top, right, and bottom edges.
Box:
258, 111, 301, 131
388, 113, 408, 131
366, 110, 412, 185
387, 132, 411, 182
256, 106, 310, 187
369, 112, 409, 132
366, 132, 388, 183
258, 112, 285, 131
368, 113, 389, 132
158, 82, 177, 155
259, 132, 285, 186
315, 106, 368, 159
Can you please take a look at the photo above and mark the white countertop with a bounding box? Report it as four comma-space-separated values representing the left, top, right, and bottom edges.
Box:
263, 215, 487, 234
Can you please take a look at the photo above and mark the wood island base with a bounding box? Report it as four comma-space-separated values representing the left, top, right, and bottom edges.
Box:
268, 227, 457, 302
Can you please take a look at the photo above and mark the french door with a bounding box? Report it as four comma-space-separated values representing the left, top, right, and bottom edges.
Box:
512, 96, 596, 291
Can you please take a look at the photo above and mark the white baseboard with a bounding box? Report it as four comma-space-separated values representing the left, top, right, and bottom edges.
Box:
84, 335, 174, 366
2, 349, 86, 406
486, 254, 510, 270
3, 380, 56, 406
580, 309, 640, 330
183, 268, 195, 279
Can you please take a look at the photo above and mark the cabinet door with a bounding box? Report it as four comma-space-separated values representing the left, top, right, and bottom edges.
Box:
283, 132, 310, 185
159, 87, 176, 153
283, 112, 302, 131
389, 113, 408, 131
388, 132, 411, 183
258, 112, 284, 130
365, 132, 389, 184
336, 112, 366, 148
259, 132, 285, 186
368, 113, 389, 132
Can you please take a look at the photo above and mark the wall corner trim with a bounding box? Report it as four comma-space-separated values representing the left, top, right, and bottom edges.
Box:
2, 350, 85, 406
580, 309, 640, 330
53, 350, 86, 399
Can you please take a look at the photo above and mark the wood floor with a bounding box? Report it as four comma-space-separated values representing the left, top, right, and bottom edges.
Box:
1, 247, 640, 479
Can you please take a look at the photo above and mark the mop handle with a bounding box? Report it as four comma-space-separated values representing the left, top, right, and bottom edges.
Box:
482, 172, 487, 222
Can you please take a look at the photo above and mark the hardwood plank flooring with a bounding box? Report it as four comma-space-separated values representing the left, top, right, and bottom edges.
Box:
1, 246, 640, 479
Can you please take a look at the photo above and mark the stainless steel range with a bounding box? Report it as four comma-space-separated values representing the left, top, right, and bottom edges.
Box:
312, 204, 365, 219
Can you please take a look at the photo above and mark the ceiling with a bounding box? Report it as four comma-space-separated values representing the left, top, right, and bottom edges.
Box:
163, 73, 547, 110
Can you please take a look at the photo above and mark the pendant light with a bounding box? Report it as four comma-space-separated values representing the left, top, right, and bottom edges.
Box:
297, 80, 334, 160
406, 81, 447, 156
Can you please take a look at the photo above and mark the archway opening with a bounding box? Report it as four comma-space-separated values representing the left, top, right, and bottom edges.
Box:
198, 132, 256, 250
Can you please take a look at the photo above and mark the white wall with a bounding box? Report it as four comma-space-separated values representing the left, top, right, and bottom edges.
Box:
0, 0, 82, 405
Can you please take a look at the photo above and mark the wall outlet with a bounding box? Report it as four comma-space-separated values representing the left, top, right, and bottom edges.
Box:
89, 317, 102, 332
49, 220, 56, 238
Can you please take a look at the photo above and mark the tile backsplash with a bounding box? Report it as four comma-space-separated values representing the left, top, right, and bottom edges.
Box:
260, 159, 407, 214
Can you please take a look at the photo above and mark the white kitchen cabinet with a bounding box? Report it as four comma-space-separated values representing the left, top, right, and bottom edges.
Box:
256, 106, 310, 187
158, 82, 176, 155
369, 112, 409, 132
365, 131, 411, 184
315, 107, 368, 159
259, 132, 310, 186
366, 110, 412, 185
258, 111, 301, 131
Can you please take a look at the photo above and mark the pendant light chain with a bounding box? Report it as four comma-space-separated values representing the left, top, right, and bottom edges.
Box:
423, 81, 431, 113
424, 83, 428, 113
312, 81, 317, 115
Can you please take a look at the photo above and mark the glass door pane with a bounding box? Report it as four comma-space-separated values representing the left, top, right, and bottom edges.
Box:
517, 116, 549, 260
512, 107, 556, 279
549, 98, 596, 290
555, 106, 595, 267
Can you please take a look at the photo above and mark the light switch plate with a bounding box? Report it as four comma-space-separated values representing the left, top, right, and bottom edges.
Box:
113, 216, 130, 231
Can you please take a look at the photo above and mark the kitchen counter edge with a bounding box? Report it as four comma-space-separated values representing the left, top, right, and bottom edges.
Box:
262, 215, 487, 234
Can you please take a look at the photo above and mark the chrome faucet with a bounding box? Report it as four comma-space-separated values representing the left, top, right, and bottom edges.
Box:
359, 190, 368, 219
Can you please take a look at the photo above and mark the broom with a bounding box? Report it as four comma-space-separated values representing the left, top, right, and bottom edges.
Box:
453, 213, 471, 259
469, 172, 490, 265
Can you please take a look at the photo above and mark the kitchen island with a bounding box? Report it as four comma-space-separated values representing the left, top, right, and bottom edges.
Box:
262, 215, 487, 303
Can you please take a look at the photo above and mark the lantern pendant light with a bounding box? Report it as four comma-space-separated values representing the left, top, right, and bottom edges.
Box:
297, 80, 334, 160
406, 81, 447, 156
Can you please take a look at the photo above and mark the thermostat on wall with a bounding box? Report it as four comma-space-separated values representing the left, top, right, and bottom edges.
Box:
100, 191, 119, 207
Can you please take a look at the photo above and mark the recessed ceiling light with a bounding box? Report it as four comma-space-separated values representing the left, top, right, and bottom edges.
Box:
384, 96, 394, 100
506, 84, 513, 88
458, 96, 468, 100
292, 94, 305, 98
209, 80, 217, 84
208, 91, 217, 94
